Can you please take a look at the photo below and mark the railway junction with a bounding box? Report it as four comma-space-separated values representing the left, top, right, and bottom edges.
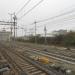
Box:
0, 0, 75, 75
0, 41, 75, 75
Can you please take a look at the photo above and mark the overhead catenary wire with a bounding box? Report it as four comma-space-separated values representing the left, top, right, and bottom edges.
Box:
18, 16, 75, 31
25, 9, 75, 26
36, 8, 75, 23
42, 15, 75, 25
18, 0, 44, 20
37, 17, 75, 29
0, 24, 13, 25
9, 15, 75, 34
0, 21, 14, 25
17, 2, 75, 32
16, 0, 32, 15
0, 21, 13, 24
21, 15, 75, 31
17, 17, 75, 37
18, 0, 75, 28
23, 15, 75, 28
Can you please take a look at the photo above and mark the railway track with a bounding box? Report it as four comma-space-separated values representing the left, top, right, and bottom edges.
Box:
0, 43, 64, 75
0, 46, 26, 75
25, 50, 75, 65
11, 43, 75, 65
5, 41, 75, 58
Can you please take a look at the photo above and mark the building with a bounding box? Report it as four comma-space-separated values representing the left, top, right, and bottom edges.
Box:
40, 33, 54, 37
40, 30, 68, 38
0, 30, 11, 41
52, 30, 67, 36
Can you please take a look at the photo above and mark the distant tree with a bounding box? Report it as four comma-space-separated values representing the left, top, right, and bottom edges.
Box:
54, 34, 64, 45
64, 31, 75, 47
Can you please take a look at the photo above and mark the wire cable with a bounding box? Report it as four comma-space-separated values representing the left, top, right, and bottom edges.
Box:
36, 8, 75, 23
25, 9, 75, 26
18, 0, 44, 20
16, 0, 32, 15
22, 14, 75, 28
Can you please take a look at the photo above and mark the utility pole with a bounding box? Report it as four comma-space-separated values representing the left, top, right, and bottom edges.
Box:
34, 21, 37, 44
13, 13, 17, 48
24, 28, 27, 37
8, 13, 14, 48
8, 13, 13, 39
44, 25, 47, 45
22, 27, 24, 37
16, 19, 17, 37
29, 28, 33, 36
15, 23, 17, 37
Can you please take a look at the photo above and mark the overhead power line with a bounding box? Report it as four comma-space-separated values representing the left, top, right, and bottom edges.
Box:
0, 21, 13, 24
36, 8, 75, 23
0, 24, 13, 25
16, 0, 32, 15
18, 2, 75, 28
18, 0, 44, 20
0, 21, 14, 26
27, 9, 75, 26
23, 14, 75, 28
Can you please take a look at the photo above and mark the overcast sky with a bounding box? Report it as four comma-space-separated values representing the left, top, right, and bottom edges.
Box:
0, 0, 75, 36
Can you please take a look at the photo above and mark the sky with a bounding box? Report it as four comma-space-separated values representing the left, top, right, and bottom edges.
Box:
0, 0, 75, 36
